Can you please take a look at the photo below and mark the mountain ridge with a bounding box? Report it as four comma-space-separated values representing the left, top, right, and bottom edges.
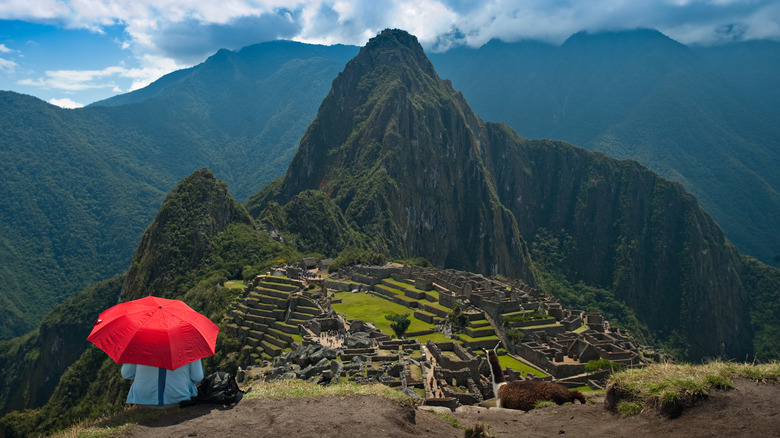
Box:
250, 28, 754, 360
251, 29, 536, 280
0, 43, 357, 339
429, 29, 780, 266
1, 30, 779, 435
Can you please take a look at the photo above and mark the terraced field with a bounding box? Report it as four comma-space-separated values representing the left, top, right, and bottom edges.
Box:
332, 277, 547, 377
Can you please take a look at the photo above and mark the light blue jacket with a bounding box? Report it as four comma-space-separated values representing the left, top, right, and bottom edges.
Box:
121, 360, 204, 405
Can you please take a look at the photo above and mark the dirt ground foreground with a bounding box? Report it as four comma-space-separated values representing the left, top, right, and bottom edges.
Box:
120, 379, 779, 437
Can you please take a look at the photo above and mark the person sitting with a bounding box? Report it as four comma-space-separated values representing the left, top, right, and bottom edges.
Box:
121, 359, 204, 406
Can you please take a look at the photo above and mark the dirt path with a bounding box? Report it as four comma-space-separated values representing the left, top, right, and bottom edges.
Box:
118, 379, 780, 438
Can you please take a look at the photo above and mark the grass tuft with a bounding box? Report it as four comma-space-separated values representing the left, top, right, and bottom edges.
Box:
52, 380, 415, 437
436, 411, 461, 428
617, 401, 642, 417
606, 360, 780, 417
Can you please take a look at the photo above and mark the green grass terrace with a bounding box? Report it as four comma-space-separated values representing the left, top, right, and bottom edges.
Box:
331, 290, 548, 377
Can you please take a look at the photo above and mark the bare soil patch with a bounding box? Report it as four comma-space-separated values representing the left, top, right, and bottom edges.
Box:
118, 379, 780, 437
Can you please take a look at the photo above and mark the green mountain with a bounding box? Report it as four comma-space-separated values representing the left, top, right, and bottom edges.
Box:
251, 29, 759, 361
249, 30, 536, 281
0, 169, 297, 433
2, 30, 780, 436
4, 29, 779, 346
429, 29, 780, 267
0, 41, 357, 340
0, 91, 169, 340
693, 39, 780, 117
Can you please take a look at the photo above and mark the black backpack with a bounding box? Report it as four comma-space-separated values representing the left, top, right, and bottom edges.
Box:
181, 371, 245, 407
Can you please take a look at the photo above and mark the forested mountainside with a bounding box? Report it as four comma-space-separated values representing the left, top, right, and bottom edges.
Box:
0, 169, 298, 434
2, 28, 780, 435
428, 30, 780, 267
0, 42, 357, 340
3, 29, 779, 343
248, 29, 758, 362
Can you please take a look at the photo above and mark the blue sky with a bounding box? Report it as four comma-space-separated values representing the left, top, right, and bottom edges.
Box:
1, 0, 779, 108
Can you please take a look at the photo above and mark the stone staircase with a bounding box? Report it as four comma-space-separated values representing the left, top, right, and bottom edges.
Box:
224, 275, 321, 363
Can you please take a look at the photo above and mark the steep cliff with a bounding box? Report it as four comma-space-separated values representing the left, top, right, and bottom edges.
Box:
485, 126, 751, 359
0, 276, 122, 417
250, 29, 754, 360
0, 169, 297, 434
250, 29, 536, 281
121, 168, 254, 302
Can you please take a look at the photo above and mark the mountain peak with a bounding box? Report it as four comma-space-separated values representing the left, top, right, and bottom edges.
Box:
251, 29, 535, 279
352, 28, 437, 77
121, 169, 252, 301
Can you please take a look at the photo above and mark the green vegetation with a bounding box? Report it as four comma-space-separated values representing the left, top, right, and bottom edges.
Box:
445, 303, 470, 333
617, 401, 643, 417
435, 412, 461, 428
416, 332, 451, 343
607, 361, 780, 416
385, 313, 412, 338
0, 275, 125, 420
585, 358, 622, 373
533, 400, 556, 409
740, 256, 780, 360
0, 170, 306, 435
497, 354, 547, 378
331, 292, 431, 335
503, 312, 546, 325
50, 380, 411, 438
431, 29, 780, 268
5, 27, 780, 438
505, 328, 525, 344
0, 42, 359, 341
329, 247, 387, 272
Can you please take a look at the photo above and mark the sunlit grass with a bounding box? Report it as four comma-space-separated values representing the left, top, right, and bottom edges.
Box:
382, 278, 429, 294
497, 353, 549, 378
416, 331, 451, 343
607, 360, 780, 415
223, 280, 246, 290
244, 379, 409, 403
332, 291, 433, 335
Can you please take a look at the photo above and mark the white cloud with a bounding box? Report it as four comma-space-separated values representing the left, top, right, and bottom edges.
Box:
3, 0, 780, 105
15, 54, 184, 94
0, 0, 70, 20
48, 97, 84, 108
0, 57, 18, 73
3, 0, 779, 63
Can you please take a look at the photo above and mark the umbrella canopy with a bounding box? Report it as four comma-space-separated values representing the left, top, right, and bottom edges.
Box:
87, 296, 219, 370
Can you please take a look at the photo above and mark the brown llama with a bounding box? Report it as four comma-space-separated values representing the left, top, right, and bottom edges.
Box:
485, 347, 586, 411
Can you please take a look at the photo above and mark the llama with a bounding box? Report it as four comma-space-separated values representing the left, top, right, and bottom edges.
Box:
485, 348, 586, 411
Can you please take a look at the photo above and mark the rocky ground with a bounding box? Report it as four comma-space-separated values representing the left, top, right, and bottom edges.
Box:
117, 378, 779, 437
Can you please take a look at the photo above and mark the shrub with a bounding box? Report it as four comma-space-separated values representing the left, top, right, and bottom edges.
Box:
505, 328, 525, 344
385, 313, 411, 338
585, 358, 622, 373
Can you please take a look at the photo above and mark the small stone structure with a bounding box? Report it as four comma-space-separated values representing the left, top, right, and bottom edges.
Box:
225, 261, 651, 411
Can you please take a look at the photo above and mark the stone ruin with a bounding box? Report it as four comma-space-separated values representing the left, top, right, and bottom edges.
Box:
229, 262, 655, 411
391, 265, 649, 380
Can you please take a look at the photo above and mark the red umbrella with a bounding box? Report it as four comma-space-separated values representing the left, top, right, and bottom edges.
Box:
87, 296, 219, 370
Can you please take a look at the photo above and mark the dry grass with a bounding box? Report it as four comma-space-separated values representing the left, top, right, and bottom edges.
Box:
48, 407, 166, 438
244, 378, 409, 403
606, 360, 780, 416
51, 380, 413, 438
